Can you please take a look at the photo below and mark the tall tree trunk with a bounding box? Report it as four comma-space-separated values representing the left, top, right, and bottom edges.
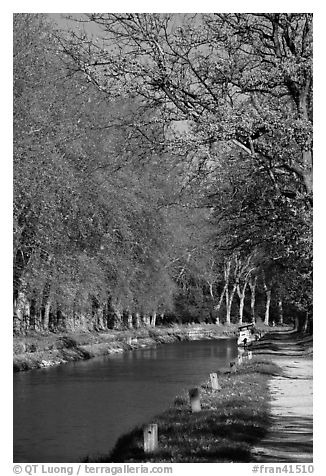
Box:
14, 280, 29, 333
30, 299, 41, 332
56, 309, 66, 331
264, 290, 272, 325
113, 306, 123, 330
225, 284, 236, 325
213, 285, 226, 325
238, 293, 245, 324
237, 281, 248, 325
208, 283, 214, 300
303, 311, 309, 333
135, 312, 141, 328
262, 271, 272, 326
72, 296, 77, 331
127, 312, 133, 329
13, 294, 21, 333
142, 314, 150, 326
41, 279, 53, 331
43, 299, 51, 330
223, 258, 234, 325
278, 298, 284, 325
35, 308, 42, 332
25, 300, 31, 331
29, 299, 36, 331
249, 276, 257, 323
97, 307, 104, 330
151, 311, 157, 327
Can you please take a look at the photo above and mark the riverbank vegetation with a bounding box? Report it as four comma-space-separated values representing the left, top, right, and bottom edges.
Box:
13, 323, 233, 372
14, 14, 312, 338
14, 322, 288, 372
83, 356, 281, 463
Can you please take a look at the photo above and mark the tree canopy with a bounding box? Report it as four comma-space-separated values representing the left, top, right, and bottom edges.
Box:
13, 13, 313, 334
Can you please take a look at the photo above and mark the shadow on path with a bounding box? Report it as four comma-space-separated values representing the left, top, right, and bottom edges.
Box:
251, 330, 313, 462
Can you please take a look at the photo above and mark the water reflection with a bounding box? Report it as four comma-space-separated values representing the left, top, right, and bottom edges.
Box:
140, 347, 158, 359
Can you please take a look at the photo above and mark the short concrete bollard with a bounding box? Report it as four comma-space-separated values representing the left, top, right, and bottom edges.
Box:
210, 373, 220, 390
248, 351, 253, 360
230, 361, 237, 373
237, 355, 243, 365
189, 387, 201, 412
143, 424, 158, 453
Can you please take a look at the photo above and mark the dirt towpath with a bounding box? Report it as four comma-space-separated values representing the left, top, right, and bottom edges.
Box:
251, 329, 313, 462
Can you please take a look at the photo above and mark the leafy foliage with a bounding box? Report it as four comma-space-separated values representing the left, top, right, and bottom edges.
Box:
13, 13, 312, 334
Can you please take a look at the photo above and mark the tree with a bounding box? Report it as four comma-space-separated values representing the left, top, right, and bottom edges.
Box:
60, 13, 312, 205
59, 13, 313, 325
235, 253, 257, 324
14, 14, 188, 333
248, 274, 258, 324
205, 140, 312, 325
14, 14, 312, 333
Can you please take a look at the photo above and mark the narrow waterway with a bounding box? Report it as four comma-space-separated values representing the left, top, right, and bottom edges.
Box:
14, 338, 237, 462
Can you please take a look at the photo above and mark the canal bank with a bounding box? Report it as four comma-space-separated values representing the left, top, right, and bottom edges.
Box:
83, 329, 312, 463
13, 324, 235, 372
84, 355, 282, 463
13, 323, 280, 372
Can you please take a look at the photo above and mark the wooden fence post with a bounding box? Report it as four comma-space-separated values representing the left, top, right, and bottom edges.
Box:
210, 373, 220, 390
189, 387, 201, 412
143, 424, 158, 453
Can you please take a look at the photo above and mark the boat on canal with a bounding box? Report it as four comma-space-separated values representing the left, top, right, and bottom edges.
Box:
237, 323, 261, 347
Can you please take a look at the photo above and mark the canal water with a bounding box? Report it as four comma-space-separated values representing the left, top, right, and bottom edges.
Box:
14, 337, 237, 462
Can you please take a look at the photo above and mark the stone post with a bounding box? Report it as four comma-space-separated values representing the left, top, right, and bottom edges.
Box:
210, 373, 220, 390
143, 424, 158, 453
189, 387, 201, 412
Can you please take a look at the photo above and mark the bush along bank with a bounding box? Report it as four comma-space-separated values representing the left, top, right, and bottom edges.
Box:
83, 355, 282, 463
13, 322, 286, 372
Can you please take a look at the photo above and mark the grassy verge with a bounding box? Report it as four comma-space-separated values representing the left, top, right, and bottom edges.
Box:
13, 323, 288, 372
84, 356, 281, 463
